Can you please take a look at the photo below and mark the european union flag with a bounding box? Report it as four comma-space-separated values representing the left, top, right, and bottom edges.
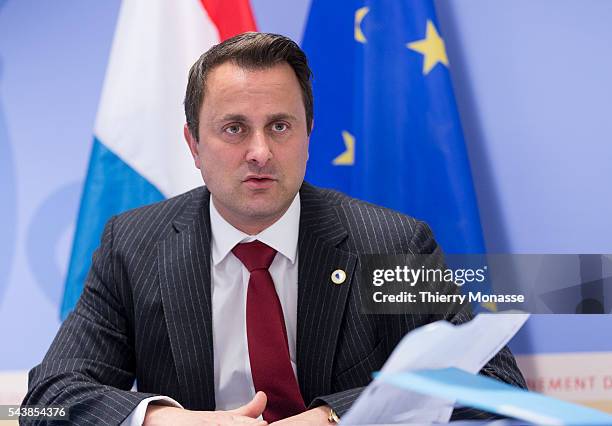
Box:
302, 0, 484, 254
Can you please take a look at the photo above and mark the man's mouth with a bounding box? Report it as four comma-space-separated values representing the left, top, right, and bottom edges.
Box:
243, 175, 277, 189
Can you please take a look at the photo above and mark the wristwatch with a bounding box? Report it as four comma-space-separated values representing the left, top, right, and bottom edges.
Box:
328, 407, 340, 423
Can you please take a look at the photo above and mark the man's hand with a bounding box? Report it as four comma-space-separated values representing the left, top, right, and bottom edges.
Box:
269, 406, 330, 425
143, 391, 268, 425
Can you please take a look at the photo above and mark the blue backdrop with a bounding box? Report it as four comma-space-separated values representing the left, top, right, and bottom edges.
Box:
1, 0, 612, 372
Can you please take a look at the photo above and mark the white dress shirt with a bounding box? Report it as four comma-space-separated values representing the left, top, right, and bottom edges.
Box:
123, 194, 301, 425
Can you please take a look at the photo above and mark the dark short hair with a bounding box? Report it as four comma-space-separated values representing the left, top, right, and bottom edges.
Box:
184, 32, 314, 140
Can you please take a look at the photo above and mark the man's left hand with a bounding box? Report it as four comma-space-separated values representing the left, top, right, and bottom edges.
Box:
270, 406, 330, 425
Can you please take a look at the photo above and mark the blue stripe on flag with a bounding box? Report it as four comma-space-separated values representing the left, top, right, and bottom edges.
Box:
61, 138, 164, 319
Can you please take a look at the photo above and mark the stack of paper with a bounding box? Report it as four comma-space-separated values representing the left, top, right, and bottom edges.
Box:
342, 313, 612, 425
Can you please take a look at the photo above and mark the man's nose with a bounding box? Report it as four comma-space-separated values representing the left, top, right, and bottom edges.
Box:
245, 130, 273, 167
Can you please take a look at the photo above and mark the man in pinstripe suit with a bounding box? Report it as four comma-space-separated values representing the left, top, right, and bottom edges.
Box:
24, 33, 526, 425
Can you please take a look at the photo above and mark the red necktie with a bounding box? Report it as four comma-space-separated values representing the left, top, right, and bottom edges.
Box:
232, 240, 306, 421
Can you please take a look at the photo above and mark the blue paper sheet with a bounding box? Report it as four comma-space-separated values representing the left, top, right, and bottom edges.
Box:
377, 367, 612, 425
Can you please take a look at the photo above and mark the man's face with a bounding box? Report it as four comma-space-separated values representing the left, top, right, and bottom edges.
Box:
184, 61, 310, 233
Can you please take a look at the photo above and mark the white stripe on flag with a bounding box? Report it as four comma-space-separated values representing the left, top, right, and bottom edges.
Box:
94, 0, 220, 197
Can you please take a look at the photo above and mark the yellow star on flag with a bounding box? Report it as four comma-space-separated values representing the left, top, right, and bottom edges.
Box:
406, 20, 449, 75
333, 131, 355, 166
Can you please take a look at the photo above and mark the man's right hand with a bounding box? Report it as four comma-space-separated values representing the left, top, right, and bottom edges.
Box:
143, 391, 268, 425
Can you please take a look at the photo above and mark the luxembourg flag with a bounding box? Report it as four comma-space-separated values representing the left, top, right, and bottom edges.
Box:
61, 0, 257, 319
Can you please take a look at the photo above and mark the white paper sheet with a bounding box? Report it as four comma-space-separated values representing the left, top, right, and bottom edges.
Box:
341, 312, 529, 425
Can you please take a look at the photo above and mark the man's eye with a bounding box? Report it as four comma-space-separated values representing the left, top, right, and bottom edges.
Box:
272, 123, 288, 132
224, 125, 242, 134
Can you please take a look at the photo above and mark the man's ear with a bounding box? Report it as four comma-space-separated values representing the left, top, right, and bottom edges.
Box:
184, 123, 201, 169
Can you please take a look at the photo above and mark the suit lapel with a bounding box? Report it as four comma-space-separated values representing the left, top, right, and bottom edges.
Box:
296, 183, 357, 403
158, 188, 216, 410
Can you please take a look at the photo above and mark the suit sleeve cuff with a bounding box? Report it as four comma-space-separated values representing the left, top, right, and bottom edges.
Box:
309, 387, 365, 417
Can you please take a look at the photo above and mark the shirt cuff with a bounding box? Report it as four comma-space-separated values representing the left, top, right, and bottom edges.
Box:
120, 395, 183, 426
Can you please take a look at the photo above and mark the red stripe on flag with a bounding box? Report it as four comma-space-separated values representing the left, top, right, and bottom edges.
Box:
200, 0, 257, 41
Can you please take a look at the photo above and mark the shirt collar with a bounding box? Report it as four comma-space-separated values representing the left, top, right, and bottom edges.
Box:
210, 193, 300, 266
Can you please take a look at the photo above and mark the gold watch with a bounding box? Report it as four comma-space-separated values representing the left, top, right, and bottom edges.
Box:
328, 407, 340, 423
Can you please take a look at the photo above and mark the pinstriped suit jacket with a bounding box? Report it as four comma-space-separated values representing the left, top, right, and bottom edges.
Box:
24, 182, 526, 425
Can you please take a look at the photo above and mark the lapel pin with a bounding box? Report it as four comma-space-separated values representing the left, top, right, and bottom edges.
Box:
331, 269, 347, 285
